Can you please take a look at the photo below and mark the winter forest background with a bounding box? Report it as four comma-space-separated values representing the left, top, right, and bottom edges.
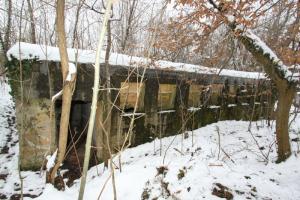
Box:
1, 0, 298, 71
0, 0, 300, 200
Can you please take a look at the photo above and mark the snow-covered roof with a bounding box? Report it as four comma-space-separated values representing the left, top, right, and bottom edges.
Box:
7, 42, 265, 80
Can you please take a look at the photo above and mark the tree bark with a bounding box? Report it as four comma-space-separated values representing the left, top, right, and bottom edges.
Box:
104, 19, 118, 200
0, 34, 7, 70
103, 19, 112, 164
26, 0, 36, 44
121, 0, 138, 52
4, 0, 12, 54
71, 0, 84, 48
47, 0, 77, 186
206, 0, 298, 162
275, 85, 295, 162
237, 32, 297, 162
78, 1, 114, 199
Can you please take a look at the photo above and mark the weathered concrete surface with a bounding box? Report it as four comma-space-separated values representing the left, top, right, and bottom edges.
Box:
17, 98, 55, 170
10, 60, 275, 169
8, 61, 55, 170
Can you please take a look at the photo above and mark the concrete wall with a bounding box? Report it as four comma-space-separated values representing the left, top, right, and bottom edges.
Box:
10, 61, 275, 170
91, 66, 275, 161
9, 61, 56, 170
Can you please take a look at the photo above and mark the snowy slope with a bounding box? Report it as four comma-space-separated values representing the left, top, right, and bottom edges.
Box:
35, 116, 300, 199
0, 82, 300, 199
0, 83, 44, 199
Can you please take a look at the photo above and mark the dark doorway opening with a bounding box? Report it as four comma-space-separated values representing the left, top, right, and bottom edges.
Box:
54, 100, 98, 186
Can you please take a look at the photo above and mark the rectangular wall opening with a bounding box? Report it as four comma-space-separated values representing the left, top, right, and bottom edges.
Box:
158, 84, 176, 110
120, 82, 145, 112
54, 100, 97, 185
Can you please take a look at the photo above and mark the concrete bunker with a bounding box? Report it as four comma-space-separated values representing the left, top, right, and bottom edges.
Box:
6, 43, 275, 171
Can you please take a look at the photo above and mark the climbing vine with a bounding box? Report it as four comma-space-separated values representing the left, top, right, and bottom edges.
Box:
5, 55, 39, 98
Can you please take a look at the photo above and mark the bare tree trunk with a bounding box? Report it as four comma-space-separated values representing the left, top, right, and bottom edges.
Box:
101, 19, 112, 166
104, 19, 118, 200
47, 0, 77, 186
26, 0, 36, 44
121, 0, 138, 52
92, 19, 112, 168
276, 85, 295, 162
72, 0, 85, 48
18, 1, 26, 198
4, 0, 12, 53
237, 32, 297, 162
0, 34, 7, 72
78, 1, 114, 199
206, 0, 298, 163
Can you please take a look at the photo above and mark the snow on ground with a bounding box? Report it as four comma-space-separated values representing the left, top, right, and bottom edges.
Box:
0, 82, 300, 199
34, 119, 300, 200
0, 83, 44, 199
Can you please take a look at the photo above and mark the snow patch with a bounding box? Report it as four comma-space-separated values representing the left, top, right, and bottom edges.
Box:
244, 30, 297, 82
0, 83, 45, 198
33, 115, 300, 200
66, 63, 76, 81
121, 112, 145, 117
187, 107, 202, 112
158, 110, 176, 114
209, 105, 220, 109
51, 90, 63, 102
227, 15, 235, 23
46, 149, 58, 172
228, 104, 237, 107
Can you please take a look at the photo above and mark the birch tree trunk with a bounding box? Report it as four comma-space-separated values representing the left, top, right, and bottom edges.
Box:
102, 19, 112, 167
105, 18, 118, 200
78, 0, 114, 199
